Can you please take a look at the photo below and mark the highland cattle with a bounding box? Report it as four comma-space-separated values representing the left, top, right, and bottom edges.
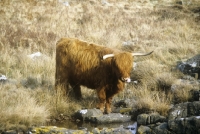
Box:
55, 38, 153, 113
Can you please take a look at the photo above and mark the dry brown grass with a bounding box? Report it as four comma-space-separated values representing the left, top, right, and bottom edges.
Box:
0, 84, 49, 131
0, 0, 200, 130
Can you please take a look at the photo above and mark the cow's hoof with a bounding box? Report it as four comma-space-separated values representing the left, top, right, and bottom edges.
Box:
105, 109, 111, 114
96, 107, 104, 113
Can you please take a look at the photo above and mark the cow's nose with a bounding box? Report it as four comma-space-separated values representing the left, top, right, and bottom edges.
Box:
122, 77, 131, 83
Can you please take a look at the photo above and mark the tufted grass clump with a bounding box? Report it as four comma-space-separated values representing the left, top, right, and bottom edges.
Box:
0, 84, 50, 131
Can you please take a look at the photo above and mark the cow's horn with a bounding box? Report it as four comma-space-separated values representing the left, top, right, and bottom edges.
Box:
132, 50, 154, 56
103, 54, 115, 60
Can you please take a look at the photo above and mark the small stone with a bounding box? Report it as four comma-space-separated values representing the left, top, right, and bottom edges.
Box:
137, 125, 151, 134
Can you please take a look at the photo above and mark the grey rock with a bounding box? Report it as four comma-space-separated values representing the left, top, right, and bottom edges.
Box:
0, 74, 7, 80
137, 114, 149, 125
168, 116, 200, 134
167, 101, 200, 133
137, 113, 166, 125
73, 109, 103, 121
2, 130, 17, 134
0, 74, 18, 86
125, 122, 137, 134
112, 126, 132, 134
73, 109, 131, 124
152, 122, 170, 134
122, 41, 133, 46
0, 74, 8, 84
168, 101, 200, 120
147, 113, 166, 125
92, 126, 132, 134
177, 54, 200, 79
168, 102, 188, 120
112, 107, 132, 114
94, 113, 131, 124
187, 101, 200, 116
137, 125, 151, 134
177, 61, 199, 76
190, 90, 200, 101
101, 0, 110, 6
185, 54, 200, 67
114, 125, 132, 134
92, 128, 101, 134
27, 52, 50, 61
114, 99, 136, 108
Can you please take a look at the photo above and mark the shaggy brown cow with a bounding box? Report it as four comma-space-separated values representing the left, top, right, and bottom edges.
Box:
55, 38, 153, 113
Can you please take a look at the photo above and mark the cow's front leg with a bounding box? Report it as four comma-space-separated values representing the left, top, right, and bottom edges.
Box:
105, 81, 124, 114
105, 97, 112, 114
96, 88, 106, 112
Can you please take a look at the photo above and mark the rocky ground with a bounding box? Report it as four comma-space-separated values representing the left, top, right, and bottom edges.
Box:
0, 0, 200, 134
2, 55, 200, 134
3, 101, 200, 134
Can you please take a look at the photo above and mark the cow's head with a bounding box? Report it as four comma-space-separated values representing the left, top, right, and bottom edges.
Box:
103, 51, 153, 83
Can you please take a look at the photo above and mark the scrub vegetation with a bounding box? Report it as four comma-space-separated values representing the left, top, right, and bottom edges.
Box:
0, 0, 200, 131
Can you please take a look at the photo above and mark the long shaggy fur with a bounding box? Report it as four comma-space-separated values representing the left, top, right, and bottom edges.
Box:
55, 38, 133, 113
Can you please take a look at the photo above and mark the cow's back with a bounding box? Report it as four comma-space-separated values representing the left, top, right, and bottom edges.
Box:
56, 38, 115, 89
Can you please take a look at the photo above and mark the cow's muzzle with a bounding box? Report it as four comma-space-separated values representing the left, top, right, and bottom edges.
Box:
121, 77, 131, 83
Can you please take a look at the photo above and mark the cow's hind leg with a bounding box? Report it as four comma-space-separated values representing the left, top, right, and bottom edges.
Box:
55, 66, 69, 96
55, 77, 69, 96
70, 83, 82, 99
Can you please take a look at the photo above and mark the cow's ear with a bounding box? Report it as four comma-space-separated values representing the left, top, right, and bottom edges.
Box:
103, 54, 115, 60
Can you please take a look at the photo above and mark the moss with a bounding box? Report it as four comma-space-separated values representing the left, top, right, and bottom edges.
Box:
119, 108, 132, 114
31, 126, 90, 134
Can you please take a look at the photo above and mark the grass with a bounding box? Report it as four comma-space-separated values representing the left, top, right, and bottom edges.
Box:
0, 0, 200, 131
0, 84, 49, 131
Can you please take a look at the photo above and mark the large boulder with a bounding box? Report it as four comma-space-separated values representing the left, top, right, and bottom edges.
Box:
73, 108, 131, 124
168, 101, 200, 134
190, 90, 200, 101
168, 102, 188, 120
93, 113, 131, 124
136, 122, 172, 134
177, 54, 200, 79
187, 101, 200, 116
137, 113, 166, 125
151, 122, 171, 134
168, 116, 200, 134
168, 101, 200, 120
